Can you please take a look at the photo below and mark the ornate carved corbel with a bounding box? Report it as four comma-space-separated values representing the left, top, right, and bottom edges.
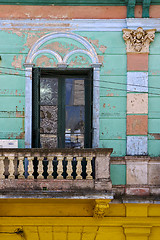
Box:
93, 200, 110, 218
123, 27, 156, 53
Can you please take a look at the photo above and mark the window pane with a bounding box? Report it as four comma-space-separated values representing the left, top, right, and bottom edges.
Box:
40, 77, 58, 105
65, 78, 85, 148
40, 77, 58, 148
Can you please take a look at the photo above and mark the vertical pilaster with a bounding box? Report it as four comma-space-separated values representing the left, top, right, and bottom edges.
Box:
123, 27, 156, 155
92, 63, 101, 148
24, 63, 35, 148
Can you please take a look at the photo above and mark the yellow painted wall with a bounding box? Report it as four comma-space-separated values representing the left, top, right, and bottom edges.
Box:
0, 199, 160, 239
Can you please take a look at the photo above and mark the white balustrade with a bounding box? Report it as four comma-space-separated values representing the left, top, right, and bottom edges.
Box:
0, 149, 112, 184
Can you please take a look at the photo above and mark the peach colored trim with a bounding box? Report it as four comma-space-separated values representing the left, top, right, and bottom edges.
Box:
135, 5, 142, 18
0, 5, 127, 19
127, 53, 148, 71
150, 5, 160, 18
127, 115, 148, 135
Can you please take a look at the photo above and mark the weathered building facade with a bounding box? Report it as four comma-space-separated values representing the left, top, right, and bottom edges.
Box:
1, 0, 160, 239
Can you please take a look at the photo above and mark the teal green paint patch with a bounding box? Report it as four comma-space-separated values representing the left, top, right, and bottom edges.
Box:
149, 55, 160, 76
0, 54, 27, 71
99, 139, 126, 157
77, 32, 126, 55
0, 118, 24, 132
100, 55, 127, 76
67, 53, 91, 67
100, 96, 126, 119
0, 111, 24, 118
148, 76, 160, 96
0, 96, 25, 111
148, 140, 160, 156
0, 131, 24, 139
148, 119, 160, 133
100, 76, 127, 97
149, 33, 160, 55
18, 139, 25, 148
110, 164, 126, 185
0, 75, 25, 90
148, 97, 160, 118
0, 30, 26, 54
0, 89, 25, 97
99, 119, 126, 140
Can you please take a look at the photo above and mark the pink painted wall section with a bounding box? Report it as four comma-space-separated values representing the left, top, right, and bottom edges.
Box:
0, 5, 127, 19
150, 5, 160, 18
127, 115, 148, 136
127, 53, 148, 71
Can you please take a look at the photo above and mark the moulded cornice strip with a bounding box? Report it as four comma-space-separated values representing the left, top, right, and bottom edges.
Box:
126, 18, 160, 31
0, 19, 127, 31
1, 19, 160, 31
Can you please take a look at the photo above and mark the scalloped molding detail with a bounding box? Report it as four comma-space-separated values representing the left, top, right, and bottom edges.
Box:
26, 32, 99, 65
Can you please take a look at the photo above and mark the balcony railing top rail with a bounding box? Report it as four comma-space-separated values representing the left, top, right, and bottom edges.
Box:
0, 148, 113, 157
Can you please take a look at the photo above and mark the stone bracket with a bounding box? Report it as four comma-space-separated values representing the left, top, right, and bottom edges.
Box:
123, 225, 152, 239
93, 199, 111, 218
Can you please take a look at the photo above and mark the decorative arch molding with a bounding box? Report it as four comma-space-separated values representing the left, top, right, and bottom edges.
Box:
26, 32, 99, 65
24, 32, 101, 149
30, 49, 63, 64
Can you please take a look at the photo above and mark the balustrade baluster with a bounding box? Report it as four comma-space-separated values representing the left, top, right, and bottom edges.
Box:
86, 157, 92, 180
76, 157, 82, 180
18, 157, 25, 179
0, 156, 5, 179
37, 157, 44, 179
28, 157, 34, 179
57, 156, 63, 179
47, 157, 53, 179
8, 156, 15, 179
66, 156, 73, 179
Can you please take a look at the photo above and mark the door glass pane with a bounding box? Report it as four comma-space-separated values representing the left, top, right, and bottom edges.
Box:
40, 77, 58, 148
65, 78, 85, 148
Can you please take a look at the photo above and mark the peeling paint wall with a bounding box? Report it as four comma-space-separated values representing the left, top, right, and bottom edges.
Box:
148, 33, 160, 156
0, 24, 126, 152
0, 12, 160, 160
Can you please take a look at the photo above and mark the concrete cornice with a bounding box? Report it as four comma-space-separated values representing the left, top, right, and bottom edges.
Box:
0, 18, 160, 31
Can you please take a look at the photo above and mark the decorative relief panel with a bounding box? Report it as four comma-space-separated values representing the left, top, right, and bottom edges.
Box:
123, 27, 156, 53
93, 200, 110, 218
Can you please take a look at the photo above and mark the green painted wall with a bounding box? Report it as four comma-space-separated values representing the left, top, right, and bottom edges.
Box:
77, 32, 127, 157
148, 32, 160, 156
110, 164, 126, 185
0, 30, 127, 154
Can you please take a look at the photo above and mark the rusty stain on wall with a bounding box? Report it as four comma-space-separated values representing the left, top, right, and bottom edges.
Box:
69, 55, 90, 66
88, 38, 99, 48
98, 55, 104, 65
0, 89, 24, 96
24, 32, 48, 49
149, 133, 160, 140
36, 55, 57, 67
84, 37, 107, 53
106, 93, 114, 96
12, 55, 23, 69
16, 131, 25, 139
43, 42, 79, 56
99, 45, 107, 53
